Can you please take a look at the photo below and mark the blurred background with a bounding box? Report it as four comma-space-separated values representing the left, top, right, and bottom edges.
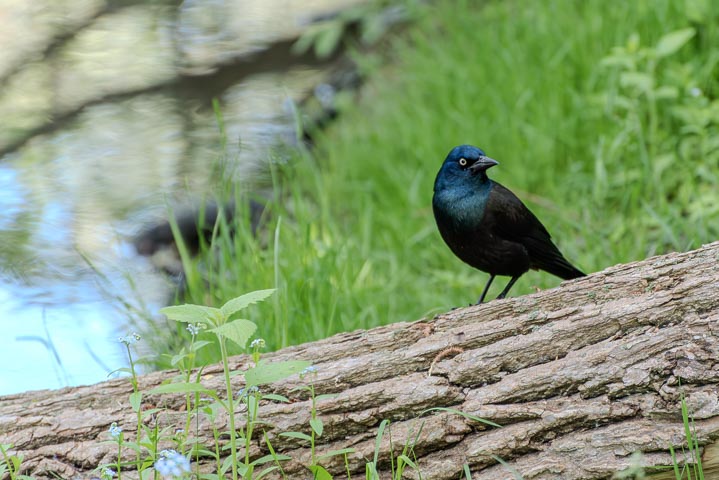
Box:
1, 0, 717, 395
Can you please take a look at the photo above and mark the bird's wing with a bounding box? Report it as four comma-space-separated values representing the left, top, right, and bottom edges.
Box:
485, 182, 583, 278
484, 182, 552, 241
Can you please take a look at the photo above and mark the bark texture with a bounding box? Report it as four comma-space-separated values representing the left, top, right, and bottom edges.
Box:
2, 241, 719, 479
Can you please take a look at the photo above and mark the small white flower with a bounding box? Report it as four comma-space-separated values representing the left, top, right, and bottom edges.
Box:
250, 338, 266, 349
118, 332, 141, 345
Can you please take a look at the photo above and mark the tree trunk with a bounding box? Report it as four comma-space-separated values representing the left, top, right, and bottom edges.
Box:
2, 242, 719, 480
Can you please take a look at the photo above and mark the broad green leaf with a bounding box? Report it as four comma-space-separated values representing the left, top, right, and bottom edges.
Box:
310, 418, 324, 437
279, 431, 312, 442
220, 289, 276, 317
244, 360, 311, 387
308, 464, 333, 480
655, 28, 695, 58
192, 340, 213, 352
129, 391, 142, 413
139, 467, 154, 480
619, 72, 653, 92
210, 319, 257, 348
170, 353, 186, 367
160, 304, 223, 326
148, 382, 214, 396
220, 456, 233, 475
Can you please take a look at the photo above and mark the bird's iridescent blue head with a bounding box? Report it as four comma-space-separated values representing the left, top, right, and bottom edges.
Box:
434, 145, 499, 191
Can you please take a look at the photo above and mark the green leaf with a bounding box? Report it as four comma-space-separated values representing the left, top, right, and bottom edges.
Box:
192, 340, 213, 352
148, 382, 214, 396
279, 431, 312, 442
310, 417, 324, 437
170, 353, 187, 367
366, 462, 379, 480
420, 407, 502, 428
244, 360, 310, 388
129, 391, 142, 413
317, 448, 356, 460
255, 466, 280, 479
220, 289, 276, 317
262, 393, 290, 403
490, 454, 523, 480
238, 462, 253, 478
198, 474, 221, 480
373, 419, 389, 466
160, 304, 223, 326
250, 454, 291, 466
397, 454, 418, 469
655, 28, 695, 58
314, 22, 343, 59
308, 464, 333, 480
210, 319, 257, 348
315, 393, 339, 402
619, 72, 654, 92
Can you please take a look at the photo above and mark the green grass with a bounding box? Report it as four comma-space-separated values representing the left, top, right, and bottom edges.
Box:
160, 0, 719, 361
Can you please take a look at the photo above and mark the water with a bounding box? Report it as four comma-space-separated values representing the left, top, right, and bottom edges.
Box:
0, 0, 364, 395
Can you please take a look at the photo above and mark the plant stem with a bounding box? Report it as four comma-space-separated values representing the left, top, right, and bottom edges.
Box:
219, 337, 238, 480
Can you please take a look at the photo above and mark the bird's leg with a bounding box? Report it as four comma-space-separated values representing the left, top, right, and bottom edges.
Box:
477, 274, 496, 304
496, 275, 520, 300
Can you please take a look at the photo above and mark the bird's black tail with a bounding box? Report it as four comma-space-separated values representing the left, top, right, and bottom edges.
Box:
544, 258, 585, 280
525, 237, 586, 280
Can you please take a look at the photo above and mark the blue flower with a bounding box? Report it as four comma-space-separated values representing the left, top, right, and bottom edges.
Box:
108, 422, 122, 439
101, 467, 116, 479
186, 324, 201, 336
300, 365, 318, 379
236, 385, 260, 399
154, 449, 191, 479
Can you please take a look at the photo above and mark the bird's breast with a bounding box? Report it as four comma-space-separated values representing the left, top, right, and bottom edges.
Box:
432, 183, 493, 233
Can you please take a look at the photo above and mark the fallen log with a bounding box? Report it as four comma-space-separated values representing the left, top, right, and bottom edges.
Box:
1, 241, 718, 479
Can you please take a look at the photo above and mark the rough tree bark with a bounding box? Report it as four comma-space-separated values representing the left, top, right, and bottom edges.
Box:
2, 242, 718, 480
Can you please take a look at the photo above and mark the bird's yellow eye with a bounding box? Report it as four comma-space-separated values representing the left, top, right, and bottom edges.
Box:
459, 158, 468, 167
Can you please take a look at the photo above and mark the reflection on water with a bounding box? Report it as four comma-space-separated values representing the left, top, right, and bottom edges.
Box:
0, 0, 364, 395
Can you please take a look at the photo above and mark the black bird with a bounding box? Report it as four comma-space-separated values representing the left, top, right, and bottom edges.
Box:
432, 145, 585, 304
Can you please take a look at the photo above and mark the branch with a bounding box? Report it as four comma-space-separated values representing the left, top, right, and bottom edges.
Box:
2, 241, 718, 479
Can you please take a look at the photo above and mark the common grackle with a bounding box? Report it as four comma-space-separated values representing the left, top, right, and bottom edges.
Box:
432, 145, 585, 304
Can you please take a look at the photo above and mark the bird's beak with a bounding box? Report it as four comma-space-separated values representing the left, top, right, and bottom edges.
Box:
469, 156, 499, 173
